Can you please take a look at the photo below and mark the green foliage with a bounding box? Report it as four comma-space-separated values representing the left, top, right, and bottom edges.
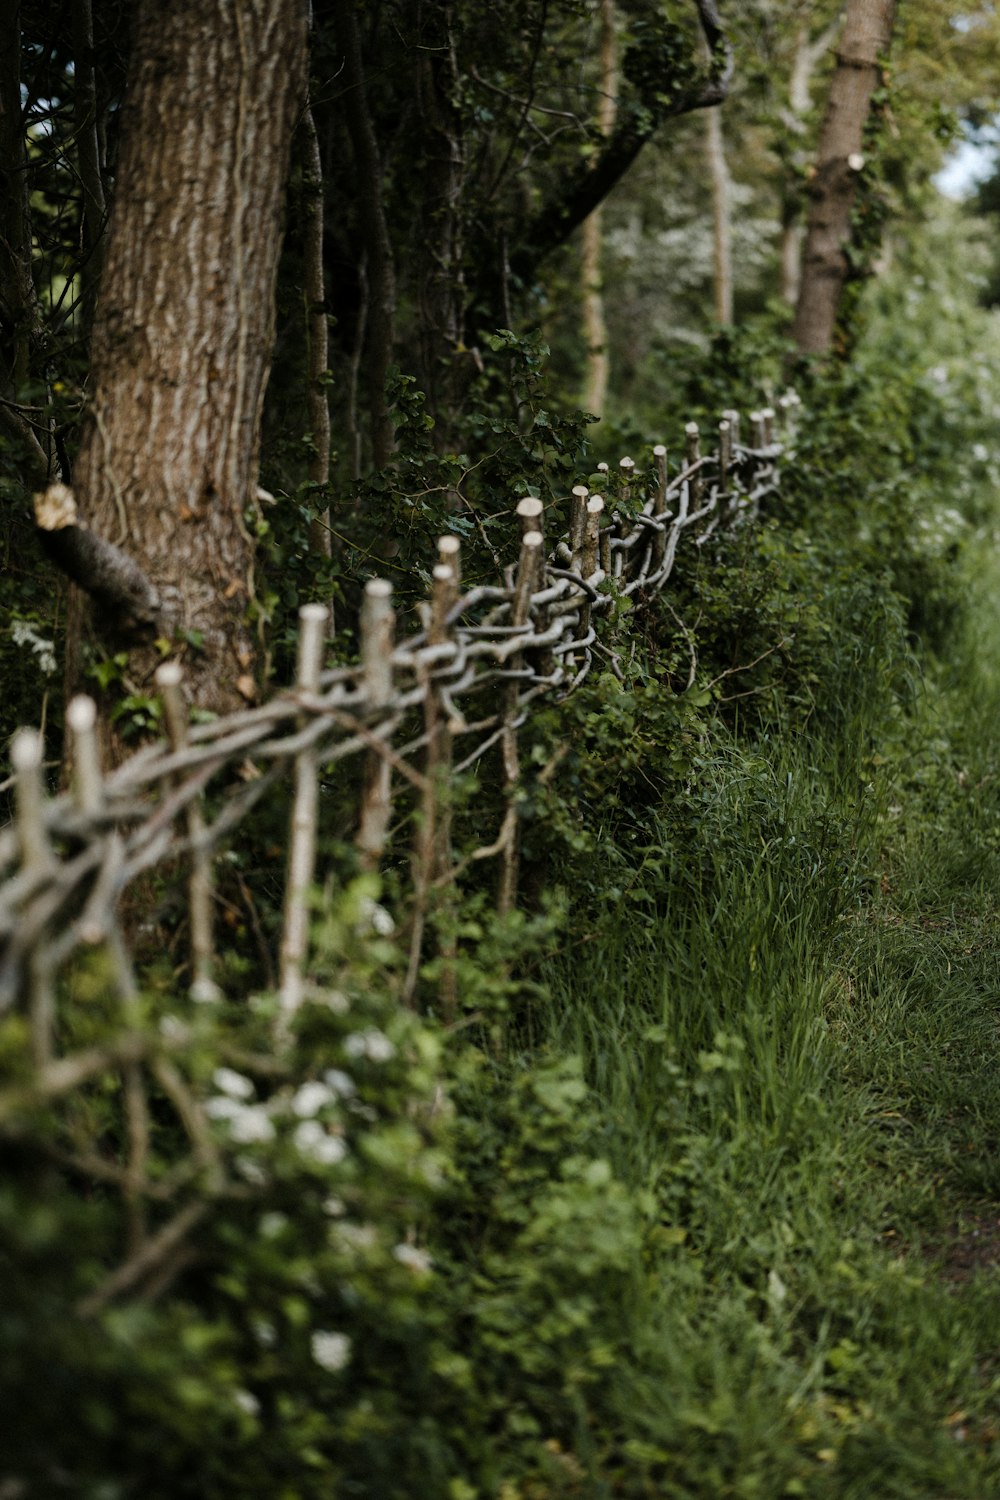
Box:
327, 331, 593, 602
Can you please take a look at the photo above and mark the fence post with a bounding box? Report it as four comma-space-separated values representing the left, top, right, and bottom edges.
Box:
404, 562, 458, 1010
156, 663, 220, 1004
67, 694, 103, 817
570, 485, 589, 571
652, 444, 668, 571
12, 728, 55, 1066
278, 602, 329, 1030
356, 579, 395, 871
498, 528, 543, 917
718, 419, 732, 501
516, 497, 552, 676
685, 422, 703, 507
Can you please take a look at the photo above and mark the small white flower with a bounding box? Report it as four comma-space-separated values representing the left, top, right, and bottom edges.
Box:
291, 1081, 334, 1117
253, 1320, 277, 1347
313, 989, 349, 1013
213, 1067, 255, 1100
973, 443, 990, 462
234, 1389, 260, 1417
259, 1212, 288, 1238
336, 1222, 379, 1251
323, 1068, 356, 1098
205, 1095, 241, 1120
294, 1119, 348, 1165
235, 1154, 267, 1186
226, 1103, 276, 1144
12, 621, 57, 676
344, 1028, 395, 1063
371, 902, 396, 936
323, 1196, 346, 1217
311, 1330, 351, 1373
355, 895, 395, 935
393, 1243, 433, 1274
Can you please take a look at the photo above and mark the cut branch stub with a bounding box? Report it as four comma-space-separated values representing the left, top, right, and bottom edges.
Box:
653, 447, 668, 507
33, 483, 162, 641
430, 564, 457, 645
66, 696, 104, 818
360, 579, 394, 709
156, 662, 190, 753
750, 410, 767, 449
155, 661, 220, 1004
618, 456, 635, 510
296, 604, 329, 696
516, 495, 544, 540
722, 408, 741, 447
12, 729, 51, 875
437, 534, 462, 589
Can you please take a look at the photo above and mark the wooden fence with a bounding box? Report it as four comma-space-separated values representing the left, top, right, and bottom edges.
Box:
0, 396, 797, 1309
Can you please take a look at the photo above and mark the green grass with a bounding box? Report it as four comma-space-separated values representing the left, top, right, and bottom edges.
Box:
486, 552, 1000, 1496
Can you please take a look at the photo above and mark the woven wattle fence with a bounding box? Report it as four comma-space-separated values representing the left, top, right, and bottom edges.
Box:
0, 397, 796, 1307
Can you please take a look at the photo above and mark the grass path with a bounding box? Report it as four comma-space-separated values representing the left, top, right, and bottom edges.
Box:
525, 531, 1000, 1496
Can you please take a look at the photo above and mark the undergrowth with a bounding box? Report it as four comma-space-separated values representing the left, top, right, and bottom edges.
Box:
7, 212, 1000, 1496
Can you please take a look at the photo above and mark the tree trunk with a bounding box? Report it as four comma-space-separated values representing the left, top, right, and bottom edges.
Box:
581, 0, 617, 418
335, 0, 396, 471
0, 6, 52, 484
415, 0, 469, 441
71, 0, 308, 714
71, 0, 107, 336
301, 99, 332, 561
792, 0, 896, 356
705, 90, 732, 324
780, 19, 839, 308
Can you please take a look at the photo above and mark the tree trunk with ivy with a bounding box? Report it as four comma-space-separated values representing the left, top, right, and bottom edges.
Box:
580, 0, 618, 418
66, 0, 308, 715
792, 0, 896, 356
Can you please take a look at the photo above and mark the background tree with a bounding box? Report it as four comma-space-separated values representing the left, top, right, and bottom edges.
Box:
55, 0, 309, 714
792, 0, 897, 356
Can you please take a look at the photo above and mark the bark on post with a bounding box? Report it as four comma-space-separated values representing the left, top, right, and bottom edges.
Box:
792, 0, 897, 356
69, 0, 308, 715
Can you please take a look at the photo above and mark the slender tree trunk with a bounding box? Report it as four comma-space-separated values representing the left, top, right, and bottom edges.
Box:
71, 0, 308, 715
705, 97, 732, 324
71, 0, 107, 335
792, 0, 896, 356
0, 6, 52, 484
415, 0, 468, 442
301, 100, 332, 559
336, 0, 396, 471
780, 19, 839, 308
581, 0, 617, 417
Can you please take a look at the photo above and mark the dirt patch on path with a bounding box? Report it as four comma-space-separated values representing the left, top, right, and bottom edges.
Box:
931, 1209, 1000, 1283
